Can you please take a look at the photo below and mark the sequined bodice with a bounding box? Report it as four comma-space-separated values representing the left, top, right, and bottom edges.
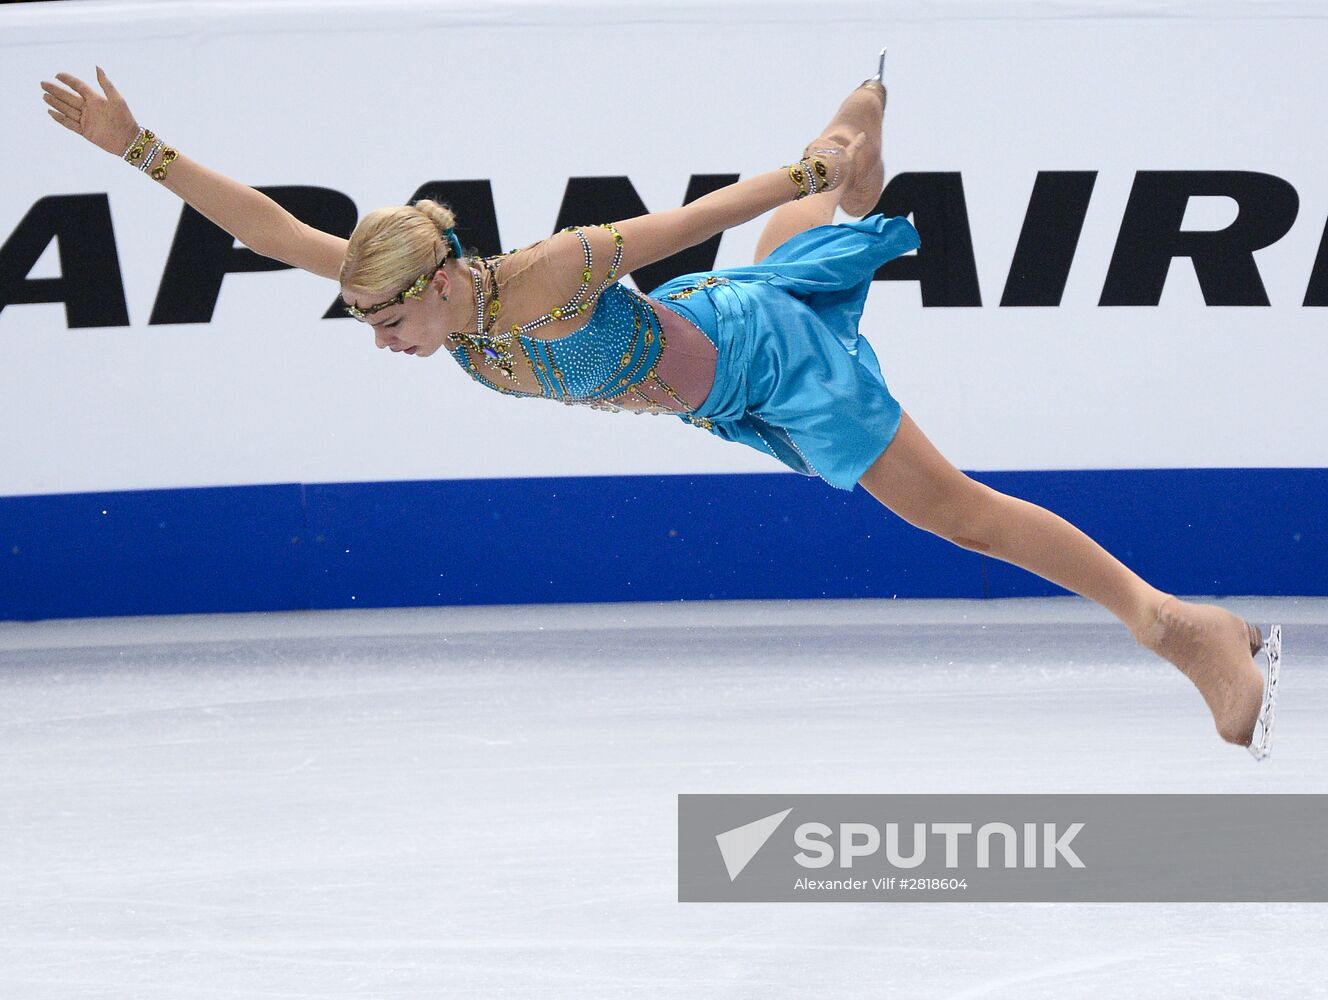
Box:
446, 277, 711, 414
443, 224, 722, 416
447, 281, 672, 409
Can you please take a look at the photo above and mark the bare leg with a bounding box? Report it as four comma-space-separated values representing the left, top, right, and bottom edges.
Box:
755, 188, 841, 264
859, 412, 1266, 746
859, 412, 1167, 635
761, 192, 1164, 641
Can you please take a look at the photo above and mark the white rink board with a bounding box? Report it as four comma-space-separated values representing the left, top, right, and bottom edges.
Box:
1, 0, 1326, 496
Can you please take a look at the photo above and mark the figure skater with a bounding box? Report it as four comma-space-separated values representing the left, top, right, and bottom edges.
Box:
39, 52, 1279, 757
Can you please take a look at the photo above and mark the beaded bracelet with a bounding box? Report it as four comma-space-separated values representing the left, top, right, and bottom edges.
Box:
784, 147, 845, 201
785, 156, 824, 200
804, 146, 843, 192
120, 126, 179, 183
786, 164, 804, 199
137, 139, 164, 173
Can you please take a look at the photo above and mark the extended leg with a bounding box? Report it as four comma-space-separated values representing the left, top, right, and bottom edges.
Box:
859, 411, 1266, 746
859, 412, 1167, 635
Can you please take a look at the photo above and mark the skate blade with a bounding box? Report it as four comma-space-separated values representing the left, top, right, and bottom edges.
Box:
1247, 623, 1281, 761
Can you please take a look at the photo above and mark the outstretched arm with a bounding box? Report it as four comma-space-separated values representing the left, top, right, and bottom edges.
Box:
41, 67, 347, 281
612, 132, 866, 276
518, 134, 867, 331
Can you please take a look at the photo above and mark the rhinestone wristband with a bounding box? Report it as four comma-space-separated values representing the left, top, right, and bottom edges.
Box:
803, 159, 822, 197
136, 140, 165, 173
785, 154, 831, 200
803, 146, 842, 192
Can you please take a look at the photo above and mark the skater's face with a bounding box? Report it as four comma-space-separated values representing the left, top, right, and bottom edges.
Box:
341, 269, 454, 359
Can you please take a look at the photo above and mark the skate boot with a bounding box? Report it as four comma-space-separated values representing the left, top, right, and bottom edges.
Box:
1137, 595, 1282, 759
818, 47, 888, 217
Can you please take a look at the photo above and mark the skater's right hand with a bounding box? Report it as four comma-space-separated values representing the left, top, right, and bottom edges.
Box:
41, 67, 142, 158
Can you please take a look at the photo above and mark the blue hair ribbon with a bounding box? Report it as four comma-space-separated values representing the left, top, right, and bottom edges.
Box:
444, 228, 464, 260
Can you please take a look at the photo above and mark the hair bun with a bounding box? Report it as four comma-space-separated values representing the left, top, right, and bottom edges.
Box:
413, 199, 458, 235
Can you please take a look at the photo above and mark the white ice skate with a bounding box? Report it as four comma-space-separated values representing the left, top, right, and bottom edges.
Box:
1247, 624, 1282, 761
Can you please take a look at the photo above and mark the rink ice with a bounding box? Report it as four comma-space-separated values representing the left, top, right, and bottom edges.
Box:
1, 597, 1325, 998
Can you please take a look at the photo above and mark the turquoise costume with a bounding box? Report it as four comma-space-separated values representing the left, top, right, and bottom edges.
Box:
446, 214, 921, 492
448, 280, 670, 406
654, 213, 920, 490
520, 292, 662, 401
445, 223, 694, 413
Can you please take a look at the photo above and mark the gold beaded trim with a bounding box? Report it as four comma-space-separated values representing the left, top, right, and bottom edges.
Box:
446, 224, 724, 416
612, 315, 654, 392
787, 162, 809, 199
784, 153, 833, 200
637, 304, 690, 412
549, 357, 570, 396
451, 340, 541, 399
125, 129, 155, 165
448, 222, 627, 386
584, 299, 652, 399
150, 147, 179, 183
123, 128, 179, 183
489, 222, 625, 341
648, 367, 691, 412
664, 275, 729, 301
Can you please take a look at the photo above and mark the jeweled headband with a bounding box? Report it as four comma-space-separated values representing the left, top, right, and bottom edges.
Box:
342, 228, 466, 321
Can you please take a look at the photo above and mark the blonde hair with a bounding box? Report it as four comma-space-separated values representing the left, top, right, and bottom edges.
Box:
339, 199, 459, 298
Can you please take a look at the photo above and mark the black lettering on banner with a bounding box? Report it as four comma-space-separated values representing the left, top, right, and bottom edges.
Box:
0, 194, 129, 327
1100, 171, 1299, 306
152, 186, 358, 324
876, 172, 982, 307
552, 175, 739, 294
5, 174, 1323, 326
262, 185, 358, 243
1304, 217, 1328, 307
1001, 172, 1098, 307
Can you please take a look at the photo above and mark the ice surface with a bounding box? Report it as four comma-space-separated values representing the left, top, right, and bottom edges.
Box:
2, 597, 1325, 998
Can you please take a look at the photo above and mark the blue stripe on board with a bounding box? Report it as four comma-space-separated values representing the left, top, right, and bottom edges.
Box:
975, 469, 1326, 599
0, 483, 311, 620
1, 469, 1324, 621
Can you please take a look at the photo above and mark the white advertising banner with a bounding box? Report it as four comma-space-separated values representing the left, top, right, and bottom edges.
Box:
2, 0, 1325, 497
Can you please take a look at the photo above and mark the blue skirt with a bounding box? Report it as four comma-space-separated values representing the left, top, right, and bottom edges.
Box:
648, 214, 921, 491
